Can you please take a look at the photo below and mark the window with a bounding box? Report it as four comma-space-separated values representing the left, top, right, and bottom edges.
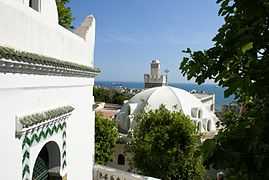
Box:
207, 120, 211, 131
117, 154, 125, 165
210, 104, 214, 111
198, 110, 202, 118
191, 108, 198, 118
29, 0, 41, 12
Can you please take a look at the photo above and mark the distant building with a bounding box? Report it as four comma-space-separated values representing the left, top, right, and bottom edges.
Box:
117, 86, 218, 134
95, 103, 121, 119
193, 93, 216, 113
112, 86, 219, 172
144, 59, 167, 88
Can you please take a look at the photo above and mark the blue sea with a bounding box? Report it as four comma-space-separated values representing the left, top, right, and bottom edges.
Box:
95, 81, 235, 112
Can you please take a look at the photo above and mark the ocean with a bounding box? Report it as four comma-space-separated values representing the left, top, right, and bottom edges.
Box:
95, 81, 235, 112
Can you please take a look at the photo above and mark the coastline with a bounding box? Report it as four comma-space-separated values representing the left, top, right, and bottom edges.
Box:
95, 81, 235, 112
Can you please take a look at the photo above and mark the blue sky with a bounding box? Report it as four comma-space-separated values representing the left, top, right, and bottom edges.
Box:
69, 0, 224, 83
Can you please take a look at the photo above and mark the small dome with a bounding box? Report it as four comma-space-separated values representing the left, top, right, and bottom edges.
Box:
116, 86, 217, 133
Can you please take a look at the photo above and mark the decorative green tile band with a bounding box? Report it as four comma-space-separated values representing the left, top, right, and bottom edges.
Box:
22, 119, 68, 180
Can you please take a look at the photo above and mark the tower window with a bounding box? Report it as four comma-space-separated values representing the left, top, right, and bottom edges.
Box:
29, 0, 41, 12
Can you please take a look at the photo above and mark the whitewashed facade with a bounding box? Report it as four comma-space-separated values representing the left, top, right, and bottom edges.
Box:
0, 0, 99, 179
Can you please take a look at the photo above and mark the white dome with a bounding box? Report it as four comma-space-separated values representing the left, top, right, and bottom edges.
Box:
116, 86, 218, 134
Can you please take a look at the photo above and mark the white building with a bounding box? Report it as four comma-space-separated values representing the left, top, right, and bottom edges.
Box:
0, 0, 99, 180
193, 93, 216, 113
111, 86, 219, 171
144, 60, 167, 88
117, 86, 218, 134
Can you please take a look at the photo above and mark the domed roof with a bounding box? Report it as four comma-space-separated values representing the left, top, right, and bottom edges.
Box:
129, 86, 203, 113
116, 86, 218, 133
116, 86, 218, 134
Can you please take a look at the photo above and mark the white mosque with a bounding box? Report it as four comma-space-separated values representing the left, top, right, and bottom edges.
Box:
0, 0, 218, 179
117, 85, 218, 134
0, 0, 98, 179
0, 1, 161, 180
110, 85, 218, 172
108, 61, 219, 172
118, 59, 218, 134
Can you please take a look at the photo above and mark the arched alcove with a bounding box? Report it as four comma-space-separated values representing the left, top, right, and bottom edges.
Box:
32, 141, 61, 180
198, 109, 202, 118
117, 154, 125, 165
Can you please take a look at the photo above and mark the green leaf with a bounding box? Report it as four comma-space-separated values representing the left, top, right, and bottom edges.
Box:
241, 42, 253, 54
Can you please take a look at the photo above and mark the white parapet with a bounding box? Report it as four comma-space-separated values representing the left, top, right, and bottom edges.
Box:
93, 165, 160, 180
0, 0, 95, 67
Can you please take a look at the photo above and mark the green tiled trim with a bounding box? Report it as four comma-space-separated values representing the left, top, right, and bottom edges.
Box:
22, 120, 67, 180
0, 45, 100, 77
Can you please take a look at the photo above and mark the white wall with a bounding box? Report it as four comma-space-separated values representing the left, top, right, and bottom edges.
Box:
0, 74, 95, 179
0, 89, 22, 180
106, 144, 131, 172
0, 0, 95, 67
0, 0, 97, 179
94, 165, 161, 180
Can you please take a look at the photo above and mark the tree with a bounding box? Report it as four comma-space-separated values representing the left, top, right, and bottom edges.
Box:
93, 87, 132, 105
56, 0, 73, 29
180, 0, 269, 179
129, 106, 205, 180
95, 113, 119, 165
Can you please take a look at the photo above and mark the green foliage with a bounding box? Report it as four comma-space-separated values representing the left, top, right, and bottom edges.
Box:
56, 0, 73, 29
130, 106, 205, 180
95, 114, 119, 165
180, 0, 269, 101
180, 0, 269, 179
202, 100, 269, 180
94, 87, 132, 105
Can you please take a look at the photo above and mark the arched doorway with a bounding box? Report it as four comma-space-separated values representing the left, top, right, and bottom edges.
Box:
32, 141, 61, 180
117, 154, 125, 165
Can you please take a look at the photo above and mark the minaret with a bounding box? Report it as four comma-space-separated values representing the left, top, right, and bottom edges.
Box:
144, 59, 167, 88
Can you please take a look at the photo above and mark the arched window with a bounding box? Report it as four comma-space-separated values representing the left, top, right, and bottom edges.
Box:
117, 154, 125, 165
191, 108, 198, 118
29, 0, 41, 12
198, 110, 202, 118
